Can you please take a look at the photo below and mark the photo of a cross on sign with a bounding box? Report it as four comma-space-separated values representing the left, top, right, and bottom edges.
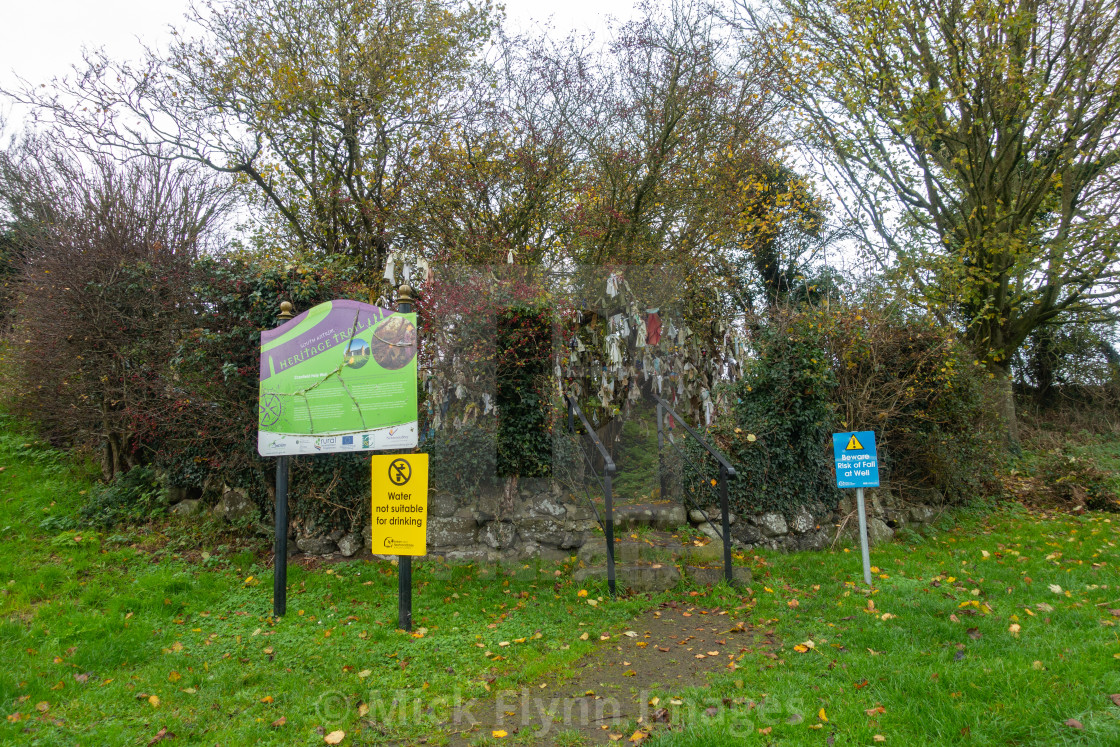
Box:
388, 458, 412, 486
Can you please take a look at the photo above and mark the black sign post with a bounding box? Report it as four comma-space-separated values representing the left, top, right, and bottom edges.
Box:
272, 301, 294, 618
395, 285, 415, 631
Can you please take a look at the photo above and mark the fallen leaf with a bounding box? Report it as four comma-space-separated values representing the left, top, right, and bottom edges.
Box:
1008, 624, 1021, 636
651, 707, 670, 723
148, 695, 160, 708
580, 633, 590, 641
1064, 719, 1083, 729
271, 716, 287, 728
147, 727, 175, 745
1049, 584, 1062, 594
260, 695, 273, 704
358, 702, 369, 717
167, 671, 181, 683
624, 631, 638, 638
759, 726, 772, 734
818, 707, 829, 722
866, 706, 886, 716
629, 730, 648, 742
35, 702, 49, 713
873, 736, 886, 742
1111, 694, 1120, 708
967, 628, 982, 640
492, 730, 508, 738
324, 730, 346, 744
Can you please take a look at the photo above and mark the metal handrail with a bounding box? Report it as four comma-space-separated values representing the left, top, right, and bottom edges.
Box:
653, 394, 738, 586
566, 394, 617, 597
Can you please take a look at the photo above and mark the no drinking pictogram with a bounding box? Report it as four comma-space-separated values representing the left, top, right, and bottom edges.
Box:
388, 458, 412, 486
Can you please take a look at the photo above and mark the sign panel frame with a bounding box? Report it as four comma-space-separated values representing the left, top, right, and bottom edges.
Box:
257, 300, 418, 456
370, 453, 429, 556
832, 430, 880, 489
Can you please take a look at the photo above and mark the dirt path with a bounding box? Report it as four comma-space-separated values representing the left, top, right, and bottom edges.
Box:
426, 601, 777, 746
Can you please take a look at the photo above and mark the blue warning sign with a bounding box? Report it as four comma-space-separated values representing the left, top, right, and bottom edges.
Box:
832, 431, 879, 489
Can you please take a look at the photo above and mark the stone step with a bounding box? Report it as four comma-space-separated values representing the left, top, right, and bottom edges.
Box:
593, 502, 688, 530
578, 538, 729, 565
573, 563, 682, 593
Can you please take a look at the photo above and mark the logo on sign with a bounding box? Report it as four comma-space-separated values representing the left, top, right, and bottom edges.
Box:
388, 458, 412, 486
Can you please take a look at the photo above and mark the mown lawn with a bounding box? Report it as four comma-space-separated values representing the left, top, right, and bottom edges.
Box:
2, 416, 1120, 746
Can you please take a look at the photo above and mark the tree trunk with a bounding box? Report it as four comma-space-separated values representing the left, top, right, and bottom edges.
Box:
990, 362, 1020, 453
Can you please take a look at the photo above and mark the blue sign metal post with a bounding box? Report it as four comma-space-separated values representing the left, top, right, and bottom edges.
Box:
833, 431, 879, 586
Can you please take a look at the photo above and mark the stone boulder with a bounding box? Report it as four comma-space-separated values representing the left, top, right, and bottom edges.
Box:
789, 506, 815, 535
170, 498, 205, 516
481, 521, 516, 549
754, 512, 788, 537
213, 487, 254, 522
908, 504, 937, 524
867, 517, 895, 545
296, 534, 337, 555
336, 533, 361, 557
427, 517, 479, 548
730, 523, 763, 546
695, 522, 725, 543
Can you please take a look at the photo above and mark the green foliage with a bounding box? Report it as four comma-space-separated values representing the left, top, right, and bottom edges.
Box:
682, 307, 1001, 515
428, 421, 498, 496
683, 313, 839, 515
822, 307, 1002, 503
496, 305, 553, 479
77, 465, 165, 530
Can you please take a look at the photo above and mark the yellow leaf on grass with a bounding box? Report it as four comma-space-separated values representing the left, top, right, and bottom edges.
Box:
818, 708, 828, 722
260, 695, 273, 703
492, 729, 508, 738
793, 644, 809, 653
578, 589, 589, 598
148, 695, 160, 708
1009, 624, 1021, 636
629, 730, 648, 742
168, 671, 181, 682
874, 736, 886, 742
358, 702, 369, 717
324, 730, 345, 744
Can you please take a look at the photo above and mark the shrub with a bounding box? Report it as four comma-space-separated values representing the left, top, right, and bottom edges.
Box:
0, 150, 225, 478
78, 465, 165, 529
155, 257, 371, 532
821, 307, 1002, 504
682, 306, 1001, 516
682, 311, 839, 515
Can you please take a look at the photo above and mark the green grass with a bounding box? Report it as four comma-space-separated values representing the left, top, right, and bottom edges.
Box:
3, 414, 1120, 745
644, 505, 1120, 745
0, 419, 657, 745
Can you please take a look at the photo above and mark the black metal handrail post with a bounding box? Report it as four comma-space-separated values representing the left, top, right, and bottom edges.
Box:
654, 394, 738, 585
566, 395, 617, 597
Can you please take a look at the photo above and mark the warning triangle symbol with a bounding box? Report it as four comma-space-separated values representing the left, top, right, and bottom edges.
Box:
845, 434, 864, 451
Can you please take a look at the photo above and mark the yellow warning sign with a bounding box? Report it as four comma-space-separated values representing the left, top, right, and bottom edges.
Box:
370, 454, 428, 556
845, 434, 864, 451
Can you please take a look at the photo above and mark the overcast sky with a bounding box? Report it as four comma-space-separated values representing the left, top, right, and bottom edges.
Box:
0, 0, 642, 113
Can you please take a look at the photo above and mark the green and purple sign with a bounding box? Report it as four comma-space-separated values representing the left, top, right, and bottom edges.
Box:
258, 300, 418, 456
